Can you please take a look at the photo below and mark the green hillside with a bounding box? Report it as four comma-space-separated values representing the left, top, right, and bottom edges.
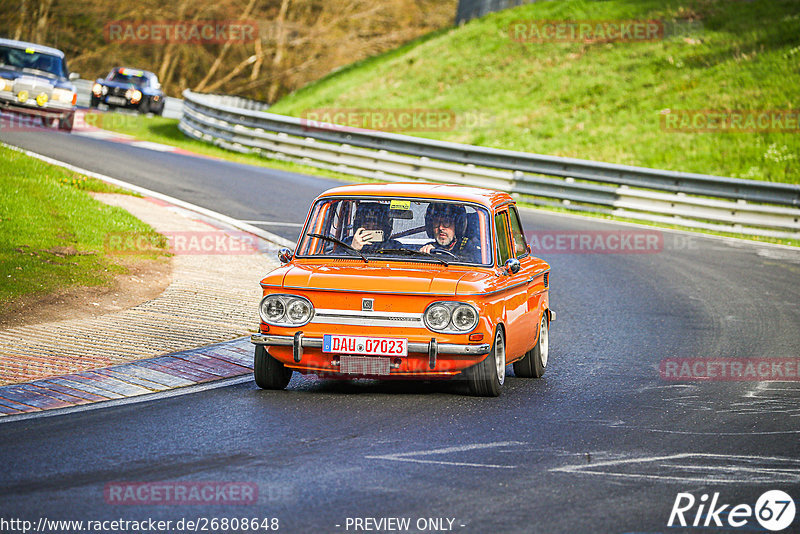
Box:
270, 0, 800, 183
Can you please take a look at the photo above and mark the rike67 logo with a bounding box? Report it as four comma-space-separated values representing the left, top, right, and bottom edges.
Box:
668, 490, 796, 531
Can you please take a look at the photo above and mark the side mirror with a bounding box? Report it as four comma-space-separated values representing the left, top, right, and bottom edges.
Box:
505, 258, 521, 275
68, 72, 80, 81
278, 248, 293, 264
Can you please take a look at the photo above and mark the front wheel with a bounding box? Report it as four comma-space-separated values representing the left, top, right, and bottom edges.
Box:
466, 328, 505, 397
513, 313, 549, 378
254, 345, 292, 390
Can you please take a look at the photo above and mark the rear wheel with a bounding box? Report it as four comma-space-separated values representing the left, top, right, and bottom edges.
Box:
513, 313, 548, 378
254, 345, 292, 390
466, 328, 505, 397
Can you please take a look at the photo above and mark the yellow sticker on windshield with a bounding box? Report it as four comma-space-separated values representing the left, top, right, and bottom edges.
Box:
25, 48, 35, 54
390, 200, 410, 210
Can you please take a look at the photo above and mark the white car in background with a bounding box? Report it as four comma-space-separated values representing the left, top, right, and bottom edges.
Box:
0, 38, 79, 132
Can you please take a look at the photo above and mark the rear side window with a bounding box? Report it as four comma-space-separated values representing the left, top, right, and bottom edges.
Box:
509, 206, 529, 258
494, 211, 511, 265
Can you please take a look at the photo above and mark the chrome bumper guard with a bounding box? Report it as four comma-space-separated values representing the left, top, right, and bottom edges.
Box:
250, 333, 491, 370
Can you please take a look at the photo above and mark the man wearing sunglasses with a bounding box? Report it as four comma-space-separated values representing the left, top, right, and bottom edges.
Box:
420, 203, 481, 263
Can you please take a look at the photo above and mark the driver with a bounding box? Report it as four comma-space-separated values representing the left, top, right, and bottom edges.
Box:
419, 203, 481, 262
348, 202, 400, 252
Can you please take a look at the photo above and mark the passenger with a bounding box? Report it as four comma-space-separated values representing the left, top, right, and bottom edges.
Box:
348, 202, 401, 252
419, 203, 481, 262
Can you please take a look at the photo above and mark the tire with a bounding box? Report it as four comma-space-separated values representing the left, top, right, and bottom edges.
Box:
253, 345, 292, 390
138, 98, 150, 114
90, 96, 99, 108
58, 112, 74, 132
513, 313, 549, 378
466, 327, 505, 397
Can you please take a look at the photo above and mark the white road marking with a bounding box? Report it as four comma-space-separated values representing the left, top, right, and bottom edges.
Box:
552, 453, 800, 484
240, 220, 304, 227
129, 141, 179, 152
365, 441, 526, 469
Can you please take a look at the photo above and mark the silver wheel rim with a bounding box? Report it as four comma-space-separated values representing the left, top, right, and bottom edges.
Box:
540, 316, 549, 368
495, 331, 505, 385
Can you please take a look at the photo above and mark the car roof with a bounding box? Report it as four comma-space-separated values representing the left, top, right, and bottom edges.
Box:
317, 183, 514, 209
0, 38, 65, 58
112, 67, 157, 78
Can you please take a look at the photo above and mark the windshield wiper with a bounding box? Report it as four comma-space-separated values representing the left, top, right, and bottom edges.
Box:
305, 233, 368, 263
374, 248, 449, 265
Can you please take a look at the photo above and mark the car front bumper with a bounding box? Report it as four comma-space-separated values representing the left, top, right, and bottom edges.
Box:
0, 97, 74, 119
250, 333, 491, 372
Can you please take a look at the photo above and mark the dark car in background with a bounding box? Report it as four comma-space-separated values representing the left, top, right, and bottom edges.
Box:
0, 38, 78, 132
91, 67, 164, 115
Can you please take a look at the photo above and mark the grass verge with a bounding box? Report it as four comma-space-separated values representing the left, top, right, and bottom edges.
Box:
0, 145, 167, 306
270, 0, 800, 184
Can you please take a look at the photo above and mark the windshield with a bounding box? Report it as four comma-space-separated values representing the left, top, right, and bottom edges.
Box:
109, 70, 148, 87
0, 45, 66, 78
297, 197, 493, 266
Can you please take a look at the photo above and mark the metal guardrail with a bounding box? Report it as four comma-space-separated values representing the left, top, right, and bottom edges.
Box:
179, 90, 800, 240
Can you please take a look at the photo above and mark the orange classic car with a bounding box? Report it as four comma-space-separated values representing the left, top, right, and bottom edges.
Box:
250, 183, 554, 396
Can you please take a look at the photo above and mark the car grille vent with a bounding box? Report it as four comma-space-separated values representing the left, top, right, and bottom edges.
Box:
544, 272, 549, 288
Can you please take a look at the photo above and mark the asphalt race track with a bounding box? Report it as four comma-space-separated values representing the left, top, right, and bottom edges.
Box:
1, 127, 799, 533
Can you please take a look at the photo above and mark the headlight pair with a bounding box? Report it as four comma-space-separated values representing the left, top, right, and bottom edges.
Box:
424, 302, 479, 333
259, 294, 314, 326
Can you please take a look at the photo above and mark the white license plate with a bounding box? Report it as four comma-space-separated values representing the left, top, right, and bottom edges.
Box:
105, 96, 126, 105
323, 334, 407, 357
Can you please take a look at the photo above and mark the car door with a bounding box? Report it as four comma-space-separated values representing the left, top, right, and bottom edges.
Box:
507, 205, 543, 354
494, 207, 534, 359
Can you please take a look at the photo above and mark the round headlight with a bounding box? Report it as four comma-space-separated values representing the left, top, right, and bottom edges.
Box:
452, 305, 478, 331
52, 88, 75, 104
260, 297, 285, 323
92, 83, 102, 96
425, 304, 451, 331
125, 89, 142, 103
286, 299, 312, 324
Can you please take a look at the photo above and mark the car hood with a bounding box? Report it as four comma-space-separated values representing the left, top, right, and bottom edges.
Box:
270, 263, 495, 296
0, 67, 73, 90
